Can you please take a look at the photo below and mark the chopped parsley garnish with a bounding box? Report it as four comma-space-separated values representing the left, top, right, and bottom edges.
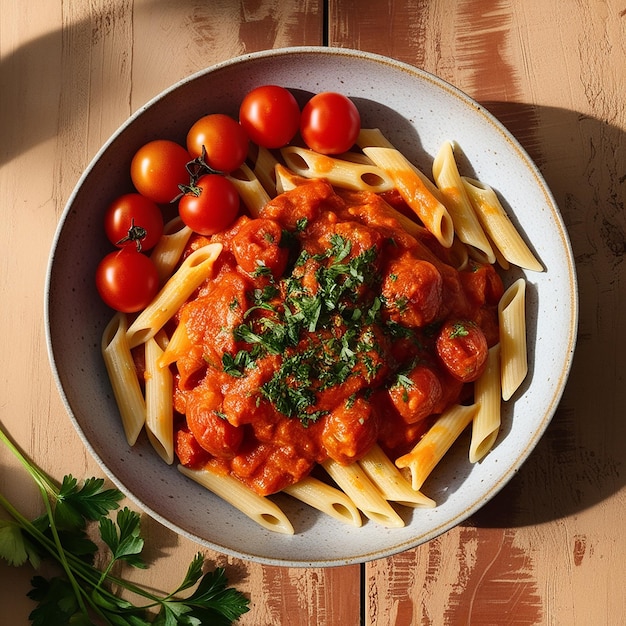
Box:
449, 322, 470, 338
225, 233, 388, 424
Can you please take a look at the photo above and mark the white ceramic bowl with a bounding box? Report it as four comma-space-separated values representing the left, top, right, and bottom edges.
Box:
45, 47, 578, 567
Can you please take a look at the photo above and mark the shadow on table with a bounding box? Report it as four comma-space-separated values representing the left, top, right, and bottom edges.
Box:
0, 0, 292, 167
470, 101, 626, 529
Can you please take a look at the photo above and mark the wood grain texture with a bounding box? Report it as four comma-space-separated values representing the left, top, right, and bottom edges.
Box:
330, 0, 626, 624
0, 2, 358, 625
1, 0, 625, 624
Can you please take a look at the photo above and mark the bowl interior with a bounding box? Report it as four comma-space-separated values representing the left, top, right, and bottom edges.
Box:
46, 48, 577, 567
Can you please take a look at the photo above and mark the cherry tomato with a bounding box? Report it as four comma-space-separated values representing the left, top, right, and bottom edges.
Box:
239, 85, 300, 148
186, 114, 249, 173
95, 249, 159, 313
130, 140, 191, 204
104, 193, 164, 252
436, 319, 488, 383
178, 174, 240, 235
300, 92, 361, 155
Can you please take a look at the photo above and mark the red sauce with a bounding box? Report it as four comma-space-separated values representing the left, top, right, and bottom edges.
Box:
172, 179, 503, 496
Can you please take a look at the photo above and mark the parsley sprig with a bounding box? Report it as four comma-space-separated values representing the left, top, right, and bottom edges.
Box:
0, 425, 249, 625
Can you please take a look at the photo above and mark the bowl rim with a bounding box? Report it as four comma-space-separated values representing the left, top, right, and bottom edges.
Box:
44, 46, 579, 567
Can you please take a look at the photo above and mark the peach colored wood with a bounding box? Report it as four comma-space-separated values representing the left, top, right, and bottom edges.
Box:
329, 0, 626, 624
0, 2, 361, 625
1, 0, 624, 625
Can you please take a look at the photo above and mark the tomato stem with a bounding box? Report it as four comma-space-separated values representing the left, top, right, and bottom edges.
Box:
116, 218, 147, 252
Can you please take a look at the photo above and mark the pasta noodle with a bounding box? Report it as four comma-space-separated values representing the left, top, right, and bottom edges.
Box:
395, 404, 479, 491
470, 344, 502, 463
227, 163, 270, 218
250, 145, 280, 197
498, 278, 528, 401
461, 176, 543, 272
358, 444, 435, 508
432, 141, 495, 264
357, 128, 455, 248
144, 330, 174, 464
274, 163, 305, 193
126, 243, 222, 349
280, 145, 395, 193
158, 318, 193, 369
321, 459, 405, 528
178, 465, 295, 534
101, 312, 145, 446
150, 216, 193, 285
282, 476, 363, 526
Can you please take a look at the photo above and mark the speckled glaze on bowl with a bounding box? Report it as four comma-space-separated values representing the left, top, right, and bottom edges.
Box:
45, 47, 577, 567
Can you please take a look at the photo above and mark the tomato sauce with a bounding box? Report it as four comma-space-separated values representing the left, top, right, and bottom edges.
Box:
172, 179, 503, 496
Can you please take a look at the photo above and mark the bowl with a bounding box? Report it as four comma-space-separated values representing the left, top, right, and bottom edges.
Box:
45, 47, 578, 567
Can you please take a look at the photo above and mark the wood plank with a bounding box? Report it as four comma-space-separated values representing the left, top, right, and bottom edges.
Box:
332, 0, 626, 624
0, 2, 361, 625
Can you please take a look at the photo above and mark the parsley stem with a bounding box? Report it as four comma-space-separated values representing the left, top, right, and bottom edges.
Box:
39, 481, 91, 616
0, 425, 58, 499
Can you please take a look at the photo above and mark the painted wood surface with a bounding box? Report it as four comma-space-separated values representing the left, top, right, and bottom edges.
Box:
1, 1, 624, 624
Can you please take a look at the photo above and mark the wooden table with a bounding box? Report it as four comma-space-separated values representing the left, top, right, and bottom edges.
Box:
1, 1, 624, 624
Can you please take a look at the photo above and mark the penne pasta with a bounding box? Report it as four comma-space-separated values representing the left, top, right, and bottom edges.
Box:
227, 163, 270, 218
432, 141, 495, 264
358, 129, 455, 248
358, 444, 436, 508
335, 150, 377, 165
150, 216, 193, 285
126, 243, 222, 349
144, 331, 174, 464
461, 176, 543, 271
101, 312, 146, 446
280, 145, 395, 193
395, 404, 479, 491
283, 476, 363, 526
274, 163, 307, 193
470, 344, 502, 463
321, 459, 405, 528
357, 128, 446, 201
250, 145, 279, 197
178, 465, 295, 534
498, 278, 528, 401
158, 319, 192, 368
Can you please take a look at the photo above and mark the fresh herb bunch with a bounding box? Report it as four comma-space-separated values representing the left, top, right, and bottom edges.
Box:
0, 426, 249, 625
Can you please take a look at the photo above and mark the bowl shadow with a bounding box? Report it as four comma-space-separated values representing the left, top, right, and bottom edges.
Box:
469, 101, 626, 529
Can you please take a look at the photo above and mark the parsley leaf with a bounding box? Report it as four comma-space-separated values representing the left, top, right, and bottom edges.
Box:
99, 507, 146, 570
169, 566, 252, 626
0, 520, 40, 567
55, 475, 123, 532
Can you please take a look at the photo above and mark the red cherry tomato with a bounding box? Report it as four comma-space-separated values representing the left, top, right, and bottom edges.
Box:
186, 114, 249, 173
95, 249, 159, 313
178, 174, 240, 235
104, 193, 164, 252
436, 320, 488, 383
239, 85, 300, 149
300, 92, 361, 155
130, 140, 191, 204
